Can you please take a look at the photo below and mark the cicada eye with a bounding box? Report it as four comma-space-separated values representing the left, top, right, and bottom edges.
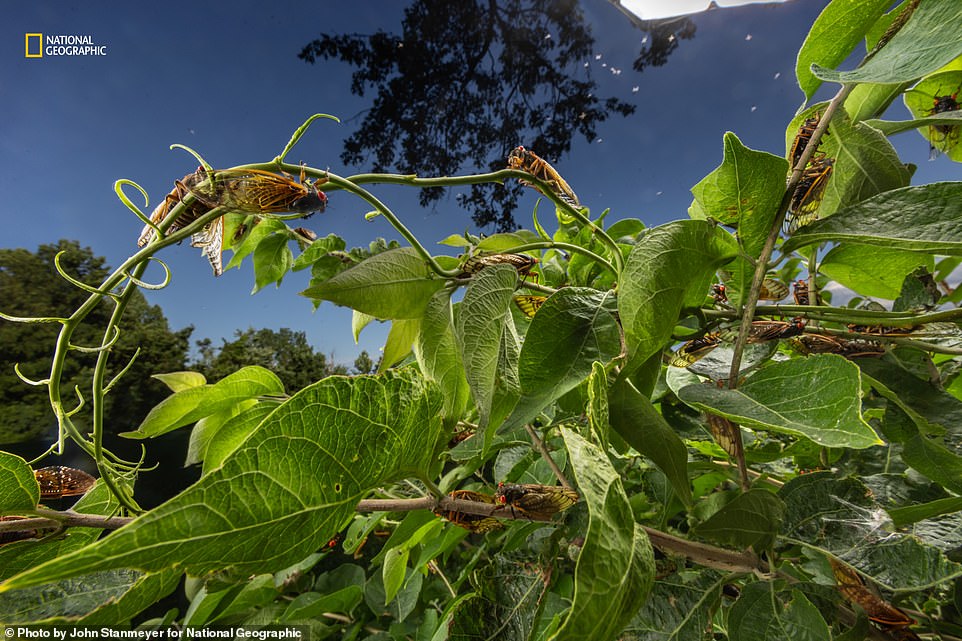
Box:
498, 495, 507, 504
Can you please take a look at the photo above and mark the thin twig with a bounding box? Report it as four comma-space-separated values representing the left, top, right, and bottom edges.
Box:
524, 425, 573, 490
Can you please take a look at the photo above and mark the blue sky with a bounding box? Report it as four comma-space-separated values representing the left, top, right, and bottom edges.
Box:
2, 1, 957, 367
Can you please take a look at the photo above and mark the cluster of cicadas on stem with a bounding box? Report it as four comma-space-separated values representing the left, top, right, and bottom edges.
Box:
138, 166, 328, 276
785, 112, 834, 235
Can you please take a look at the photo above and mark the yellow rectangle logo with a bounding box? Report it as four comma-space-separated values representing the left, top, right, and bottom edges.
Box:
25, 33, 43, 58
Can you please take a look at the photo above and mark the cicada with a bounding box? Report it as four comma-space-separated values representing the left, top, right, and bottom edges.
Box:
434, 490, 503, 533
514, 295, 547, 318
830, 558, 919, 638
706, 414, 744, 461
747, 317, 807, 342
458, 253, 539, 279
758, 278, 789, 301
792, 279, 810, 306
710, 284, 729, 306
668, 332, 723, 368
790, 334, 885, 358
494, 482, 579, 519
788, 112, 827, 168
507, 146, 581, 208
785, 156, 833, 234
927, 84, 961, 159
138, 168, 327, 276
34, 466, 96, 499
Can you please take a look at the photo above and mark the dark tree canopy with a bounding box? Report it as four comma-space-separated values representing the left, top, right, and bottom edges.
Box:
0, 241, 192, 444
194, 327, 347, 391
299, 0, 640, 231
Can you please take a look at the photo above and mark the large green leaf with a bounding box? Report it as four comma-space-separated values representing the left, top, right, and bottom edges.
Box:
0, 569, 180, 625
624, 571, 725, 641
618, 221, 740, 372
690, 132, 787, 258
795, 0, 891, 100
125, 366, 284, 438
903, 70, 962, 161
692, 489, 785, 552
781, 182, 962, 256
812, 0, 962, 86
499, 288, 621, 433
814, 115, 911, 220
379, 318, 420, 371
300, 247, 444, 319
677, 355, 881, 449
251, 232, 293, 293
551, 429, 654, 641
456, 265, 520, 430
819, 244, 932, 299
608, 379, 692, 507
225, 217, 286, 271
203, 402, 277, 474
859, 356, 962, 436
0, 452, 38, 512
0, 372, 444, 592
902, 434, 962, 495
414, 291, 470, 420
728, 584, 830, 641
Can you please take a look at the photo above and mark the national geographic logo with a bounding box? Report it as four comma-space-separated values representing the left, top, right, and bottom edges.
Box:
25, 33, 108, 58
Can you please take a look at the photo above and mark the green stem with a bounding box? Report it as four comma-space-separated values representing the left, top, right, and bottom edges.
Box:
507, 241, 617, 276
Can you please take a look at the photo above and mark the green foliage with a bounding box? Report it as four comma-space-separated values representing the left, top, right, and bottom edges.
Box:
5, 3, 962, 638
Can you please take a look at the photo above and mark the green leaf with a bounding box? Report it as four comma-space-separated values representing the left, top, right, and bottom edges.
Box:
586, 362, 610, 448
300, 247, 444, 319
625, 571, 725, 641
677, 355, 881, 449
903, 70, 962, 161
203, 402, 276, 474
0, 372, 443, 592
291, 233, 346, 272
819, 244, 930, 299
814, 116, 911, 221
209, 573, 277, 622
0, 452, 39, 511
499, 288, 621, 433
152, 371, 206, 392
690, 132, 788, 257
692, 489, 785, 552
379, 318, 420, 371
902, 434, 962, 495
618, 221, 740, 371
782, 182, 962, 256
795, 0, 891, 100
859, 357, 962, 436
728, 584, 830, 641
126, 366, 284, 438
382, 547, 409, 605
225, 217, 286, 271
476, 231, 538, 252
414, 291, 470, 420
551, 428, 655, 641
251, 232, 293, 293
456, 265, 519, 430
186, 400, 254, 467
888, 496, 962, 528
282, 586, 364, 621
812, 0, 962, 86
609, 379, 692, 507
0, 569, 180, 625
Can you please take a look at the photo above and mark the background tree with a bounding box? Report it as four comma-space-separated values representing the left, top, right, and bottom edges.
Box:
299, 0, 645, 230
0, 241, 192, 445
194, 327, 347, 391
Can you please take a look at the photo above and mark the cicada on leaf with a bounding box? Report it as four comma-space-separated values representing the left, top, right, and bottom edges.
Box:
668, 332, 724, 368
830, 558, 919, 639
926, 84, 961, 159
507, 146, 581, 208
710, 284, 729, 307
458, 253, 539, 280
706, 414, 744, 461
34, 466, 96, 499
514, 295, 547, 318
434, 490, 503, 534
494, 482, 579, 520
785, 156, 833, 234
792, 279, 810, 306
